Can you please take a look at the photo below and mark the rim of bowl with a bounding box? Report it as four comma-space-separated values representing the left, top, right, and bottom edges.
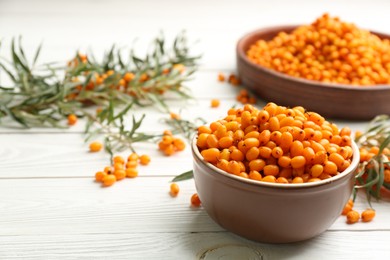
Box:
192, 135, 360, 189
236, 25, 390, 91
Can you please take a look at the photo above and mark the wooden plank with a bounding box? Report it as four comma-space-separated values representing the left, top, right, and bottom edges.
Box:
0, 177, 388, 237
0, 230, 389, 259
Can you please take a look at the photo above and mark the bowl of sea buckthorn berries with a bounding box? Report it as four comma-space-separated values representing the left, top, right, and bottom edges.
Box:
236, 13, 390, 120
191, 103, 360, 243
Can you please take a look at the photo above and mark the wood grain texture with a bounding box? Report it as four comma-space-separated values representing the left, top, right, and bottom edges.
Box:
1, 231, 390, 259
0, 178, 388, 237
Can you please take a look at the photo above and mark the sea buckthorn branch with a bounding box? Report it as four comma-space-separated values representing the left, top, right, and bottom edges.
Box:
0, 32, 200, 128
85, 100, 205, 163
84, 101, 158, 161
354, 115, 390, 203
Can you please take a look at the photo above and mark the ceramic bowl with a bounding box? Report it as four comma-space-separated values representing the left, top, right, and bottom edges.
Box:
192, 137, 360, 243
236, 25, 390, 120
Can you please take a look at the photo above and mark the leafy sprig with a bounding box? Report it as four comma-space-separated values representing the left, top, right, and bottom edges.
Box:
0, 32, 201, 128
354, 115, 390, 205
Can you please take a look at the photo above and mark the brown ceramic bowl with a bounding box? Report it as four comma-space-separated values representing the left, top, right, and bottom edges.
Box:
236, 26, 390, 120
192, 137, 360, 243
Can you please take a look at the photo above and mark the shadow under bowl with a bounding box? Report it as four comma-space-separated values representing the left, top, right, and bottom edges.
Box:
192, 137, 360, 243
236, 25, 390, 120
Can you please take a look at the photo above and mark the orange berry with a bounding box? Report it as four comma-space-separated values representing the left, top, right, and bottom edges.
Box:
102, 174, 116, 187
67, 114, 77, 126
126, 160, 138, 169
89, 141, 103, 152
261, 175, 276, 183
218, 73, 225, 82
211, 99, 221, 108
263, 165, 279, 176
139, 154, 151, 165
123, 72, 135, 82
341, 203, 353, 215
170, 183, 180, 197
128, 153, 139, 161
114, 169, 126, 181
191, 193, 201, 207
201, 148, 220, 163
291, 156, 306, 169
346, 210, 360, 224
113, 156, 125, 164
126, 168, 138, 178
95, 171, 106, 182
361, 209, 376, 222
249, 170, 262, 181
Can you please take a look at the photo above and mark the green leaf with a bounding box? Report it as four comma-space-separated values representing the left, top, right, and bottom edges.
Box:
171, 170, 193, 182
32, 42, 43, 66
379, 135, 390, 154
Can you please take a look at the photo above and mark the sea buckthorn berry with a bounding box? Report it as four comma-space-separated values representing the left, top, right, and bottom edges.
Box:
246, 147, 260, 161
139, 155, 151, 165
249, 159, 266, 171
218, 73, 225, 82
113, 162, 124, 171
271, 146, 283, 158
198, 125, 212, 135
262, 175, 276, 183
128, 153, 139, 161
249, 170, 262, 181
67, 114, 78, 126
263, 165, 279, 176
211, 99, 221, 108
170, 183, 180, 197
113, 156, 125, 164
191, 193, 201, 207
278, 156, 291, 168
102, 174, 116, 187
126, 168, 138, 178
173, 138, 186, 151
259, 146, 272, 159
104, 166, 113, 174
95, 171, 106, 182
227, 161, 241, 175
311, 164, 324, 178
257, 110, 270, 123
244, 138, 260, 149
206, 134, 219, 148
291, 156, 306, 169
324, 161, 338, 175
126, 160, 138, 169
292, 177, 304, 184
361, 209, 376, 222
276, 177, 289, 184
219, 136, 234, 149
114, 169, 126, 181
89, 141, 103, 152
346, 210, 360, 224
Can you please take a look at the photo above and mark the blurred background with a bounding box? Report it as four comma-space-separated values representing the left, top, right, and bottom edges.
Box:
1, 0, 390, 71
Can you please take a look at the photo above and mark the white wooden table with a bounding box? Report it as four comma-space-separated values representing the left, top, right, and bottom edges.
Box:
1, 0, 390, 259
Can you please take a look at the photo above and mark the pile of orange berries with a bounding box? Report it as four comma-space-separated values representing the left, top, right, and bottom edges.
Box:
158, 130, 186, 156
342, 199, 376, 224
247, 14, 390, 85
95, 153, 150, 187
196, 102, 353, 184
